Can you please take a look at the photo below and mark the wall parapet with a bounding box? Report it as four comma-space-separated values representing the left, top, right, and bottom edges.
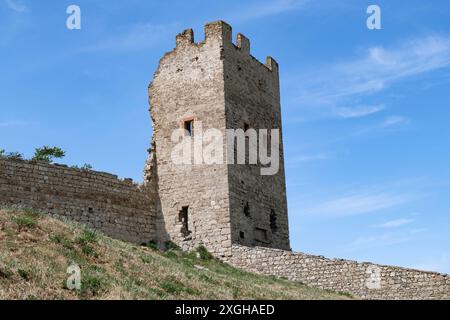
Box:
0, 158, 157, 244
223, 245, 450, 300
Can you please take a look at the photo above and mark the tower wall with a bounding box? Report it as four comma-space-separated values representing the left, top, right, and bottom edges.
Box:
146, 22, 233, 256
146, 21, 290, 255
223, 34, 290, 250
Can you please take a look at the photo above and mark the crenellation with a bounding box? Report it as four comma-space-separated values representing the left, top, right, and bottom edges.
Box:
204, 20, 232, 46
176, 28, 194, 48
236, 33, 250, 54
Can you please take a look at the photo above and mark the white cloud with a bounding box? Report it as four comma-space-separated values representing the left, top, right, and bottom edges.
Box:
347, 233, 411, 251
5, 0, 27, 13
304, 192, 416, 219
381, 115, 410, 127
375, 218, 414, 228
334, 105, 385, 119
289, 35, 450, 120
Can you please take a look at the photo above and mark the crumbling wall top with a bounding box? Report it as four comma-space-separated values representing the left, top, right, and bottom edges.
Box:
173, 20, 277, 72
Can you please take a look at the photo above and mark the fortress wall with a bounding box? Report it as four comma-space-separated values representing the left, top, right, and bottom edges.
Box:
224, 245, 450, 300
0, 158, 156, 244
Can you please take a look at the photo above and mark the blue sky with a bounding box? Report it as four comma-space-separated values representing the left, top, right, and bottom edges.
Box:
1, 0, 449, 273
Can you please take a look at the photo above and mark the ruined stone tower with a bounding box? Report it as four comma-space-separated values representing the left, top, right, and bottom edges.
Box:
144, 21, 290, 256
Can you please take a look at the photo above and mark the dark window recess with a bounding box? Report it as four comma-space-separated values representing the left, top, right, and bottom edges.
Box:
184, 120, 193, 136
239, 231, 245, 239
243, 122, 250, 132
270, 209, 277, 232
88, 207, 94, 214
178, 206, 191, 237
243, 202, 250, 217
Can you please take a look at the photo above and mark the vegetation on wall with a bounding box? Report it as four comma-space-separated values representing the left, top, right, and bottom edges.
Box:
0, 147, 92, 170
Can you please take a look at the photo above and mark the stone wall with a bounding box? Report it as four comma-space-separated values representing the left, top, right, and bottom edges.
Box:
224, 245, 450, 300
222, 25, 290, 250
144, 22, 234, 256
0, 158, 156, 244
144, 21, 290, 256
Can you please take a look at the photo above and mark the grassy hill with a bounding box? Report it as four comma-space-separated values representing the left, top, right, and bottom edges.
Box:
0, 207, 351, 300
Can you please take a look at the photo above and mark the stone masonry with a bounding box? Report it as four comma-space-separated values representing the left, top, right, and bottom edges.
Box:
224, 245, 450, 300
1, 21, 449, 299
144, 21, 290, 256
0, 158, 156, 244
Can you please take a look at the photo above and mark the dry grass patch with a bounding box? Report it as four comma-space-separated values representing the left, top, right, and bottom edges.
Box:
0, 207, 352, 300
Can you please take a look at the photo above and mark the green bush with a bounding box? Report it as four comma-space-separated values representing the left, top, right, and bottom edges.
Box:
196, 246, 213, 260
164, 241, 181, 251
81, 164, 93, 170
81, 274, 104, 295
145, 240, 158, 250
77, 228, 98, 245
13, 215, 37, 229
32, 146, 65, 163
18, 269, 31, 281
5, 152, 23, 160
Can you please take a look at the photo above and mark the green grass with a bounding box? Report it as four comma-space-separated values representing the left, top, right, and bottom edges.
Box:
0, 207, 352, 300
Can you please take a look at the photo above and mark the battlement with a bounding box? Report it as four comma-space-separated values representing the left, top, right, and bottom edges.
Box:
174, 20, 277, 72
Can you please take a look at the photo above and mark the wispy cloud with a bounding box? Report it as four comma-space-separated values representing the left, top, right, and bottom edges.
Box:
353, 115, 411, 136
347, 233, 411, 251
4, 0, 27, 13
381, 115, 410, 127
81, 23, 179, 52
289, 35, 450, 120
375, 218, 414, 228
229, 0, 308, 23
334, 104, 385, 119
345, 228, 427, 252
304, 191, 417, 219
0, 120, 29, 127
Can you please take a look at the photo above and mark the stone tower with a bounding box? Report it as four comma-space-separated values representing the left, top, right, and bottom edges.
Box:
144, 21, 290, 256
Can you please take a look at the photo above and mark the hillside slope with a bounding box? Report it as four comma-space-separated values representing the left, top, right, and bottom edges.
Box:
0, 208, 350, 300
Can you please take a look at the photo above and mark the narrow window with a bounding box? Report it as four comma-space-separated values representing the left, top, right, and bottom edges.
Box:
178, 206, 190, 237
239, 231, 245, 239
184, 120, 193, 136
243, 201, 250, 217
270, 209, 277, 232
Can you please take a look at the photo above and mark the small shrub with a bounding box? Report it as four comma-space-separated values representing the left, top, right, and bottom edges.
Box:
77, 228, 98, 245
145, 240, 158, 250
5, 152, 23, 160
22, 207, 41, 218
0, 149, 5, 157
50, 234, 74, 250
81, 164, 92, 170
32, 146, 65, 163
196, 246, 213, 260
81, 244, 98, 257
140, 255, 153, 264
81, 274, 104, 295
159, 276, 199, 296
18, 269, 31, 281
0, 266, 13, 279
13, 215, 36, 229
164, 241, 181, 251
